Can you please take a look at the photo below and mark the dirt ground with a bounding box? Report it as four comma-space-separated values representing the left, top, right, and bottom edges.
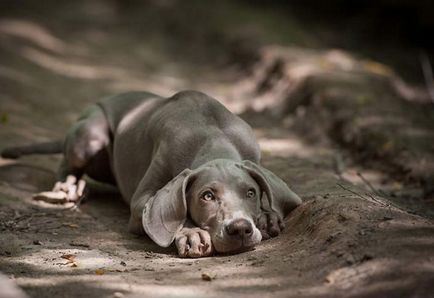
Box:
1, 1, 434, 297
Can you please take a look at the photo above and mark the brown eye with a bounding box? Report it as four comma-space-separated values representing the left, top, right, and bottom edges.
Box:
202, 191, 215, 201
246, 189, 256, 198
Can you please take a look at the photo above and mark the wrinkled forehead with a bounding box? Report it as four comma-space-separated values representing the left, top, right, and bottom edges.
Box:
192, 164, 257, 190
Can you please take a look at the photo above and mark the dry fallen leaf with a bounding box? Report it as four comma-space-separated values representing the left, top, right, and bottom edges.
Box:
363, 60, 393, 76
61, 254, 76, 263
95, 268, 105, 275
201, 273, 215, 281
62, 223, 79, 228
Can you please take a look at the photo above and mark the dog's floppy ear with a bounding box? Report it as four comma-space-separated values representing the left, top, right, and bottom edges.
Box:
142, 169, 193, 247
241, 160, 302, 217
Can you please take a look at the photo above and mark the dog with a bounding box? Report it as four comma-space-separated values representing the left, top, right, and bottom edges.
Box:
1, 90, 302, 257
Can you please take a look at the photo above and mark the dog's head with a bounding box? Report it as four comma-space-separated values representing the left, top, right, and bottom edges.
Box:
142, 159, 301, 254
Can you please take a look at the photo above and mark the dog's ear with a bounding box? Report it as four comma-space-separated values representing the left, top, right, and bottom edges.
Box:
142, 169, 193, 247
241, 160, 302, 217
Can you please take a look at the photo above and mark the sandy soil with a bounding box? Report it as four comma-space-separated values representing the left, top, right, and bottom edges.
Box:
1, 1, 433, 297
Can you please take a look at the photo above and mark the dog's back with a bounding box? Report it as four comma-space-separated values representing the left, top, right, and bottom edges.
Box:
151, 91, 260, 168
105, 90, 260, 200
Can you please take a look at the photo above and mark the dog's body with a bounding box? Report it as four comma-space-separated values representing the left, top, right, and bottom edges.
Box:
2, 90, 302, 257
99, 90, 259, 205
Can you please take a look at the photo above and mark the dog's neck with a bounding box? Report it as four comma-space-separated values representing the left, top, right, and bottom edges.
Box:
190, 138, 242, 170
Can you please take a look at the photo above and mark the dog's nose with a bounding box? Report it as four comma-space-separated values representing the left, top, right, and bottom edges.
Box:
225, 218, 253, 238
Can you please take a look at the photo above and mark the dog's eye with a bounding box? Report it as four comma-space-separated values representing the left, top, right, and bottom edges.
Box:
202, 191, 215, 201
246, 189, 256, 198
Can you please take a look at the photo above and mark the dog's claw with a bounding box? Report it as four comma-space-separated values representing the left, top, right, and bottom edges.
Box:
175, 227, 213, 258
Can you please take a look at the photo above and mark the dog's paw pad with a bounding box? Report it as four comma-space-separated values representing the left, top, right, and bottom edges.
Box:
33, 191, 68, 204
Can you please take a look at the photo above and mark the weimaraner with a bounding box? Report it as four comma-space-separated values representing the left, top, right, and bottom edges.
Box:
1, 90, 302, 257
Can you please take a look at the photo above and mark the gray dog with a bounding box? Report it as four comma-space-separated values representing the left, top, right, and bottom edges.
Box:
2, 90, 302, 257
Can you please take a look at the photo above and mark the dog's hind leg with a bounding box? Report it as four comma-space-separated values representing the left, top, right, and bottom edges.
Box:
34, 106, 112, 204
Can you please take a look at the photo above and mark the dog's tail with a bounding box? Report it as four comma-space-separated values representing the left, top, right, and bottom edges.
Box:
1, 141, 63, 159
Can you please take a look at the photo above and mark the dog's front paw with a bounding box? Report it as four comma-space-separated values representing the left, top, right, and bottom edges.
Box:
256, 211, 284, 240
175, 227, 213, 258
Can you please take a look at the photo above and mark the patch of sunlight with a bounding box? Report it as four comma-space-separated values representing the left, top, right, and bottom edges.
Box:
8, 248, 119, 272
340, 168, 387, 189
17, 275, 212, 298
17, 274, 121, 288
213, 276, 286, 288
19, 47, 125, 80
0, 158, 16, 167
0, 19, 67, 53
117, 97, 160, 135
258, 137, 315, 158
16, 46, 182, 97
289, 63, 318, 80
324, 50, 356, 71
120, 282, 222, 297
213, 265, 290, 287
324, 258, 406, 290
107, 77, 176, 98
102, 282, 211, 298
222, 97, 248, 114
392, 77, 429, 102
